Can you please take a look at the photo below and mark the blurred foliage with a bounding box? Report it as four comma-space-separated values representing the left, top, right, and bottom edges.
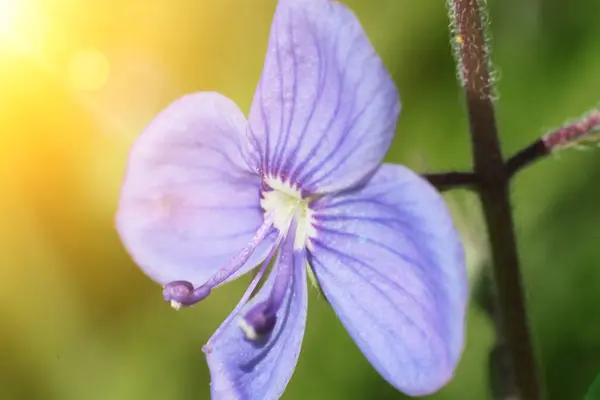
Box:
1, 0, 600, 399
585, 372, 600, 400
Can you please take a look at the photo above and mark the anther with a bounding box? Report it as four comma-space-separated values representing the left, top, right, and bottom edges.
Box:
239, 302, 277, 341
161, 214, 276, 310
238, 218, 298, 340
163, 280, 211, 310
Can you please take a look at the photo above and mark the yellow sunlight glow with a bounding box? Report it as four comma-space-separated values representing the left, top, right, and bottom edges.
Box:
68, 48, 111, 91
0, 0, 18, 36
0, 0, 48, 53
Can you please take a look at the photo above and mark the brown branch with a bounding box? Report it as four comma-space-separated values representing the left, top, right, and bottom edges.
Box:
449, 1, 541, 399
432, 110, 600, 189
506, 140, 549, 178
424, 171, 478, 191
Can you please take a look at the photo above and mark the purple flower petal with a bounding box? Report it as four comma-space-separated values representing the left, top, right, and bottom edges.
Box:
308, 164, 468, 396
116, 92, 272, 287
247, 0, 400, 194
205, 229, 308, 400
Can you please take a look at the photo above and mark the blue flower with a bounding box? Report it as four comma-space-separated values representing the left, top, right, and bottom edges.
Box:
116, 0, 468, 398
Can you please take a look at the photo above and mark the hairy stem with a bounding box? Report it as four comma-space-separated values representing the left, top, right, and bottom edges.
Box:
449, 0, 541, 398
429, 109, 600, 189
507, 109, 600, 177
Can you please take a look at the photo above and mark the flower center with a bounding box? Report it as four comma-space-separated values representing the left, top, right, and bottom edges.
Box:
260, 176, 316, 250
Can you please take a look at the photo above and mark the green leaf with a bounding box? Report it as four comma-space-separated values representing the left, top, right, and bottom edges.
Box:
585, 373, 600, 400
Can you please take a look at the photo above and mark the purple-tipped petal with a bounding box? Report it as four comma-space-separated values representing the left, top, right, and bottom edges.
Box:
247, 0, 400, 194
116, 92, 272, 286
309, 164, 468, 396
206, 230, 308, 400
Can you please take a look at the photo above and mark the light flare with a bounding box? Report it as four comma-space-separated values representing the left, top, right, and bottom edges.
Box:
68, 48, 111, 92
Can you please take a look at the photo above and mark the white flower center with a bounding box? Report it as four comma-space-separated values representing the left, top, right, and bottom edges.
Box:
260, 176, 316, 250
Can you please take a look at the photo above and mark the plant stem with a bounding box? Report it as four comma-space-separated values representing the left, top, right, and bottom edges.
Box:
424, 171, 478, 191
428, 109, 600, 188
505, 140, 549, 178
449, 0, 541, 398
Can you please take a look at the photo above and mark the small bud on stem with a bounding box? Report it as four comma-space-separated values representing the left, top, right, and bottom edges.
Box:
425, 108, 600, 191
506, 108, 600, 177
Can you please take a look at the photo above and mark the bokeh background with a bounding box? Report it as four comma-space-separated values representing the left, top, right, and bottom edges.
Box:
1, 0, 600, 399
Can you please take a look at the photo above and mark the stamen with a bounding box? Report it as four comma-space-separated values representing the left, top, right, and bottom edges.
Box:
162, 212, 275, 309
202, 212, 275, 288
239, 302, 277, 340
240, 220, 298, 340
202, 235, 282, 353
163, 280, 211, 310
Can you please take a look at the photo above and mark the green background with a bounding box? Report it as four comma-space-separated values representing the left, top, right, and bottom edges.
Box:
1, 0, 600, 399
